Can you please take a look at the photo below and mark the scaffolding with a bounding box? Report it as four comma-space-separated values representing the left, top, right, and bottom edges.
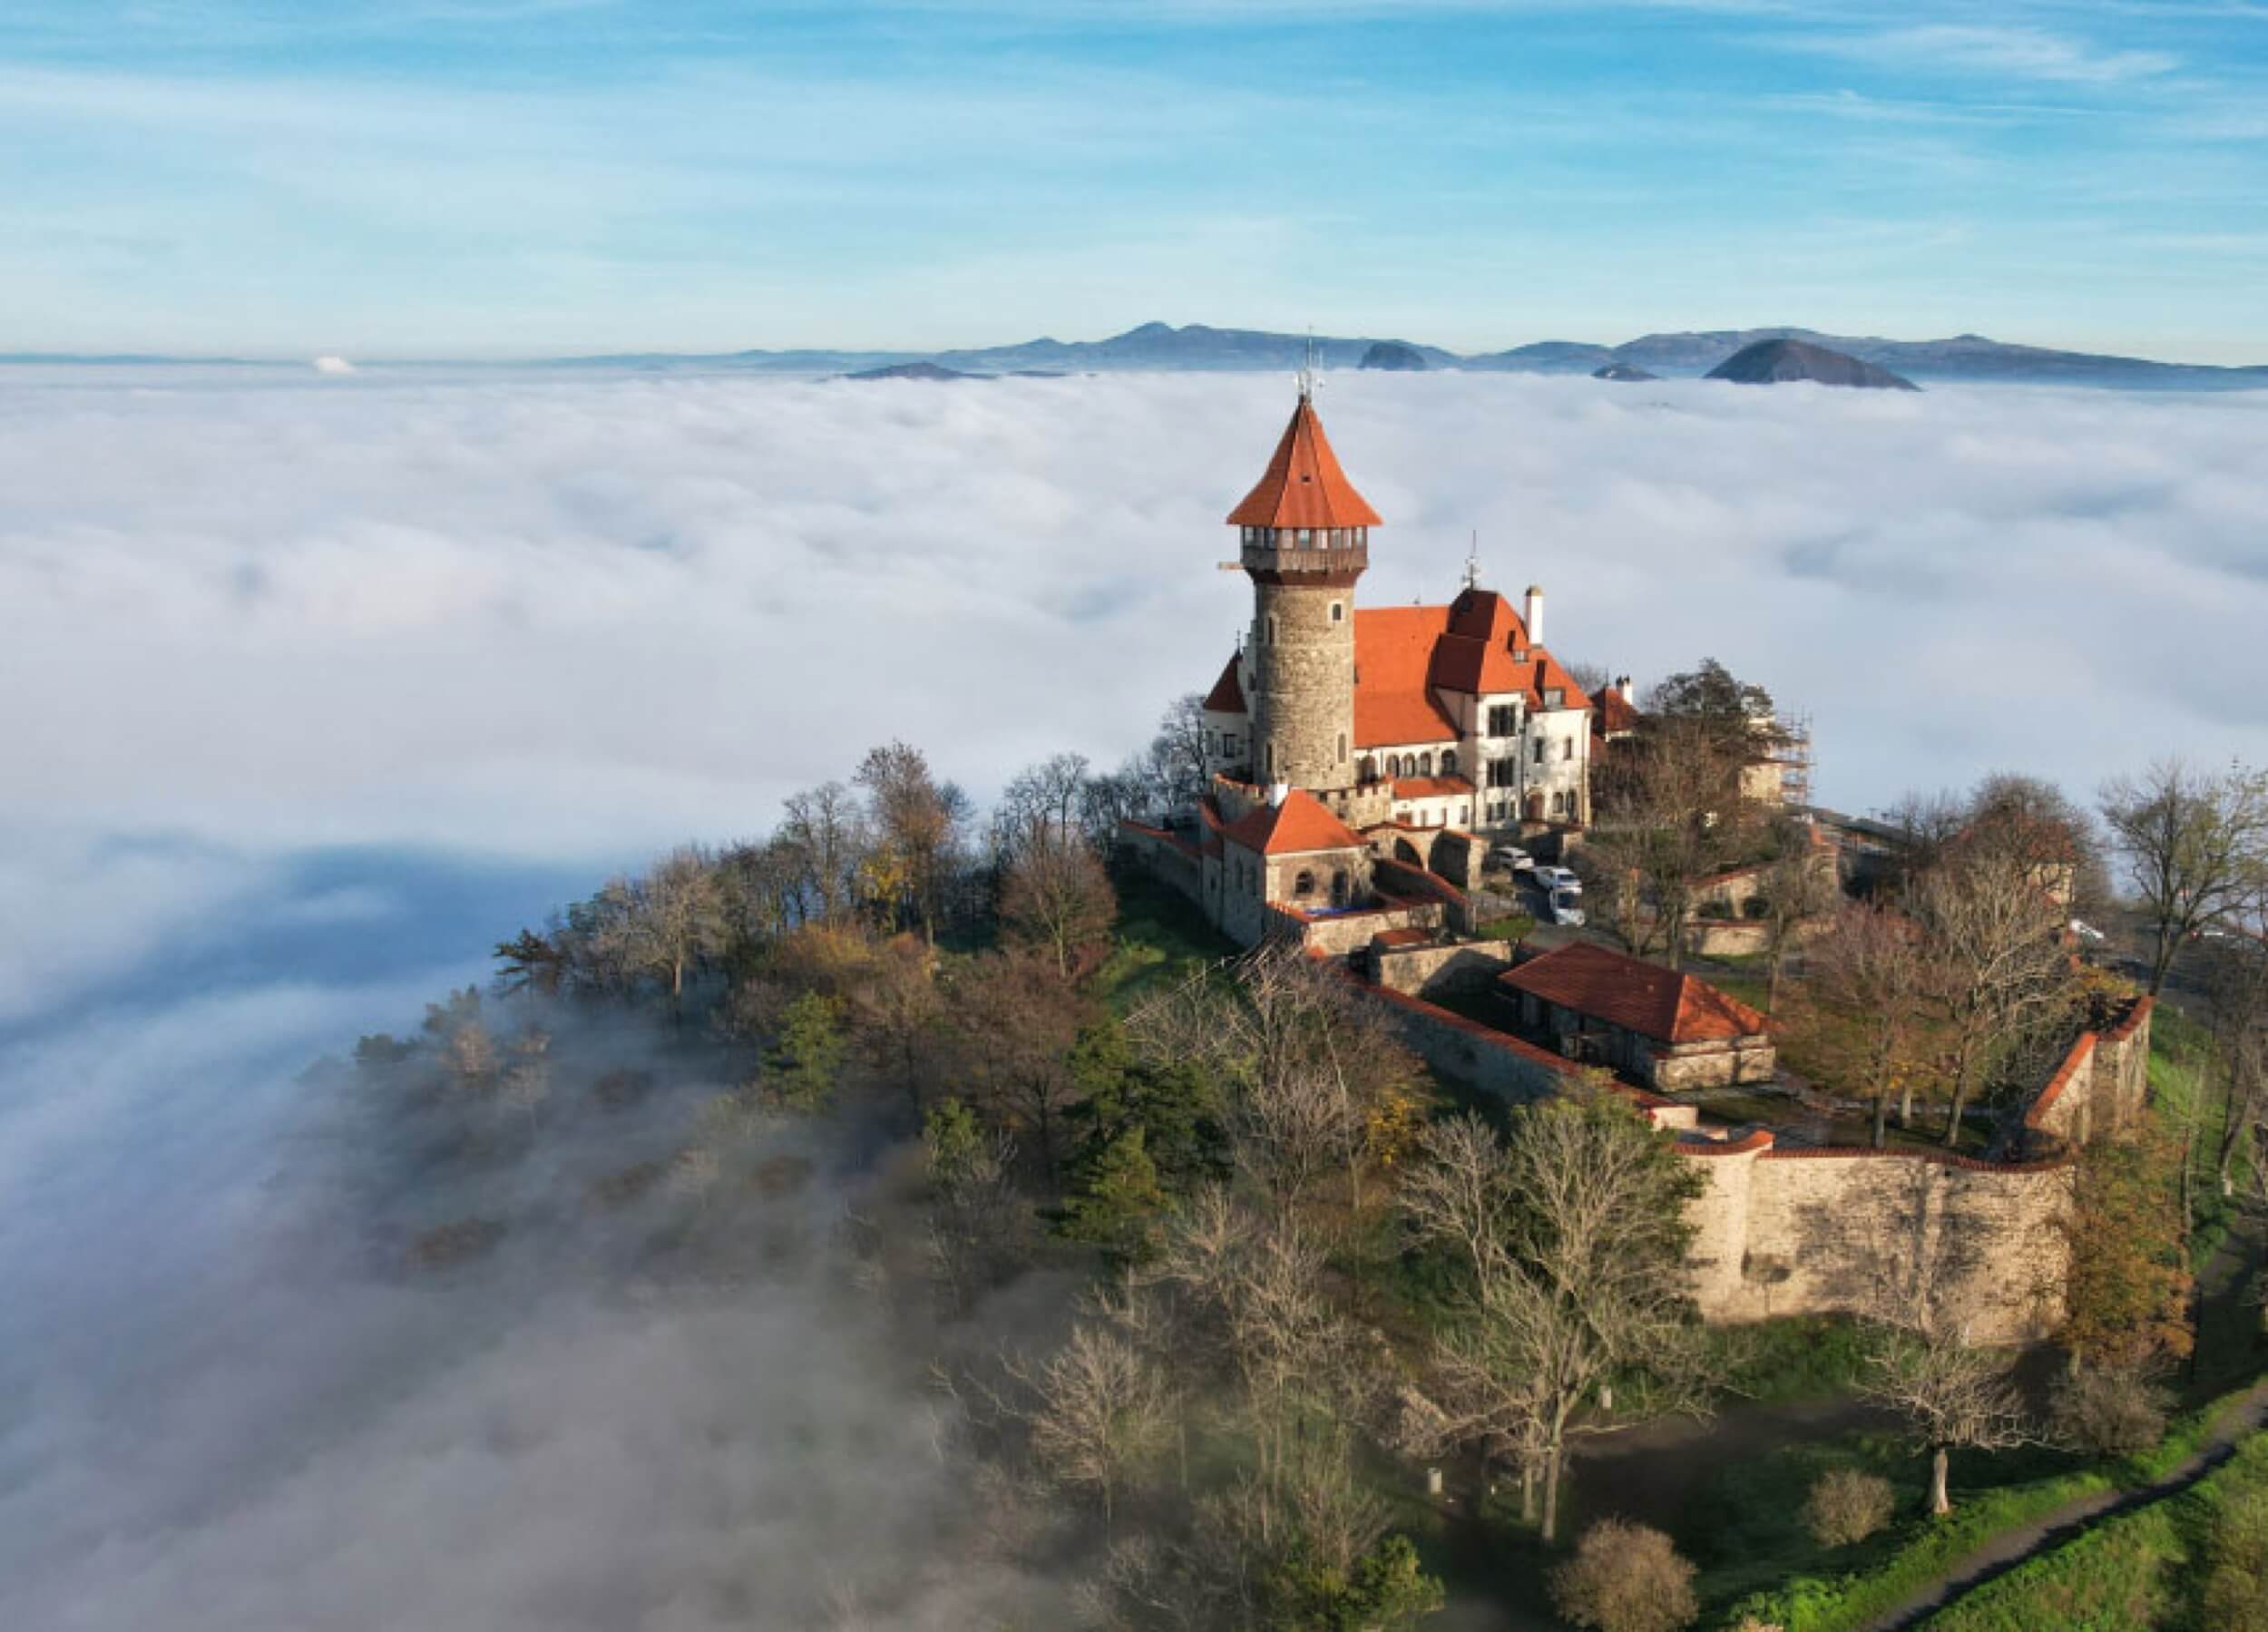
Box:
1771, 710, 1813, 808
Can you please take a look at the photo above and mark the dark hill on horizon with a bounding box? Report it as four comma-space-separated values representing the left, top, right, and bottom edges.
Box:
16, 321, 2266, 391
1706, 338, 1919, 390
1592, 361, 1659, 382
1359, 340, 1428, 372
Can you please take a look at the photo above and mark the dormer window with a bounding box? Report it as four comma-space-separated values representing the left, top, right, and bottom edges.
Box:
1543, 688, 1564, 708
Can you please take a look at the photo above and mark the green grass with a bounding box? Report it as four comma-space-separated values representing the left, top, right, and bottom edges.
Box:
1474, 913, 1536, 943
1723, 1469, 2118, 1632
1092, 865, 1237, 1011
1927, 1422, 2268, 1632
2146, 1005, 2244, 1275
1708, 1314, 1875, 1405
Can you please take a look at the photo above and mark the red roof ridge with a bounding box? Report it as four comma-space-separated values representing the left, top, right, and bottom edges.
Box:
1501, 942, 1768, 1044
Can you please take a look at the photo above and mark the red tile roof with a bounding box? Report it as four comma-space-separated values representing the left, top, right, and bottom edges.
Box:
1392, 776, 1476, 800
1220, 787, 1364, 855
1349, 593, 1591, 750
1353, 606, 1461, 746
1499, 942, 1769, 1044
1203, 655, 1246, 714
1226, 398, 1383, 530
1594, 687, 1640, 738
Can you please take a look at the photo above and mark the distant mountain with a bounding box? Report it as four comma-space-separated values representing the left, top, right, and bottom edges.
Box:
926, 321, 1461, 375
1592, 362, 1658, 383
8, 320, 2264, 390
1466, 340, 1618, 374
840, 361, 989, 382
1706, 338, 1919, 391
1359, 340, 1428, 372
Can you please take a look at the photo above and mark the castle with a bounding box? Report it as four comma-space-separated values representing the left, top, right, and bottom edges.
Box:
1164, 377, 1597, 946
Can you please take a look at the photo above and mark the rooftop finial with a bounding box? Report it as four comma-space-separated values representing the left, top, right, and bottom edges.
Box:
1464, 530, 1482, 591
1295, 328, 1320, 403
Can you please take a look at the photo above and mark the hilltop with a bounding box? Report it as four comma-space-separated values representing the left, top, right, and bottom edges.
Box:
1706, 337, 1920, 390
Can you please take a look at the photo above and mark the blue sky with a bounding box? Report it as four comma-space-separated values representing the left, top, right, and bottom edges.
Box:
2, 1, 2263, 359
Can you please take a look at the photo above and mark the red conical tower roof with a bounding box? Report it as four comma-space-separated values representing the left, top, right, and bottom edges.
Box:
1226, 396, 1382, 529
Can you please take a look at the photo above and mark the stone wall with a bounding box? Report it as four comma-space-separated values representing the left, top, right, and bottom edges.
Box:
1250, 580, 1357, 789
1118, 822, 1204, 904
1355, 979, 1573, 1105
1371, 855, 1478, 935
2023, 996, 2154, 1150
1372, 939, 1511, 998
1278, 900, 1442, 956
1682, 1134, 2073, 1344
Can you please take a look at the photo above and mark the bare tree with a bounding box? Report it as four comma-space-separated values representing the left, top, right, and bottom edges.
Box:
2203, 890, 2268, 1197
1804, 903, 1931, 1145
999, 826, 1119, 979
1397, 1084, 1710, 1541
1015, 1322, 1173, 1529
1588, 715, 1759, 968
996, 752, 1093, 857
1911, 838, 2074, 1148
589, 845, 732, 1011
1756, 820, 1840, 1013
779, 781, 866, 925
2100, 757, 2268, 996
1861, 1314, 2032, 1516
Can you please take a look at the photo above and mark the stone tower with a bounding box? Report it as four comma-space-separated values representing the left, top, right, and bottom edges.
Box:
1225, 380, 1381, 792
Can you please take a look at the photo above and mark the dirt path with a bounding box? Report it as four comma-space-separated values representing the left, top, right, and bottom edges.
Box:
1851, 1374, 2268, 1629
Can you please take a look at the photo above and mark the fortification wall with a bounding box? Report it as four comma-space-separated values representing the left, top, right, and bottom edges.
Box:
1358, 980, 1570, 1105
1684, 1137, 2072, 1343
1277, 901, 1441, 956
1371, 855, 1478, 935
1117, 822, 1204, 904
1373, 940, 1511, 998
2023, 996, 2155, 1150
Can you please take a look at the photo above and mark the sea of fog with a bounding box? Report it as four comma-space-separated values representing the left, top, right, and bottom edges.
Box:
3, 365, 2265, 1627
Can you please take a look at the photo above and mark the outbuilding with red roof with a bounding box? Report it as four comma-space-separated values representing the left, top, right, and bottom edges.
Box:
1498, 940, 1777, 1091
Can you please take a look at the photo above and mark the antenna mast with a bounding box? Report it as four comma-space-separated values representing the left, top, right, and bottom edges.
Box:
1464, 530, 1482, 591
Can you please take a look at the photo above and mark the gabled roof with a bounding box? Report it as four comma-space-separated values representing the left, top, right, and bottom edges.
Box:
1499, 941, 1769, 1045
1220, 787, 1364, 855
1203, 655, 1246, 714
1226, 398, 1383, 530
1594, 687, 1640, 738
1353, 606, 1461, 746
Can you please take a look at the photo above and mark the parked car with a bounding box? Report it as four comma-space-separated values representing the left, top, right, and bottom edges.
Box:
2068, 919, 2107, 944
1490, 845, 1534, 873
1547, 887, 1585, 927
1533, 865, 1581, 894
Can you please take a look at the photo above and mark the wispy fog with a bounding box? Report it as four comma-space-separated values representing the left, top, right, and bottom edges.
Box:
3, 366, 2265, 1626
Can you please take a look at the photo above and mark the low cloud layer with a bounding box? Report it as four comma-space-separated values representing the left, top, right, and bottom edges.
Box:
4, 366, 2266, 1627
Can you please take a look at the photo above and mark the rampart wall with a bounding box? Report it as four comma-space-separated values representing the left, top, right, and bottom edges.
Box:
1348, 981, 2156, 1345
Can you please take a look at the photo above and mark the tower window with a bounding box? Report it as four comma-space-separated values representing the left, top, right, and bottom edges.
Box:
1488, 704, 1517, 737
1266, 616, 1278, 646
1338, 732, 1347, 761
1330, 602, 1344, 622
1532, 738, 1545, 765
1442, 749, 1459, 777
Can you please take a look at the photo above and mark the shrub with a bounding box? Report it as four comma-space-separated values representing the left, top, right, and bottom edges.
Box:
2049, 1364, 2169, 1459
1549, 1518, 1699, 1632
1803, 1467, 1895, 1548
2202, 1485, 2268, 1628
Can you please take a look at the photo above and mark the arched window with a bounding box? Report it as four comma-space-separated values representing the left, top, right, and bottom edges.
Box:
1358, 756, 1377, 784
1387, 755, 1403, 778
1418, 752, 1434, 777
1441, 749, 1459, 777
1331, 871, 1349, 906
1294, 869, 1315, 898
1330, 601, 1344, 623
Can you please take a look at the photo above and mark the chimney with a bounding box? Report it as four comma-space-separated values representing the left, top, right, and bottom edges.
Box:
1617, 674, 1633, 701
1524, 583, 1545, 645
1269, 781, 1290, 808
